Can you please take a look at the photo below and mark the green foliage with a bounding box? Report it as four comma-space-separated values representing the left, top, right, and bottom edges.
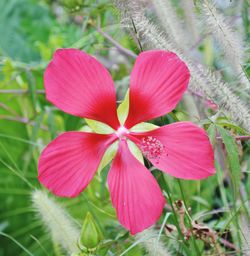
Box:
216, 126, 241, 196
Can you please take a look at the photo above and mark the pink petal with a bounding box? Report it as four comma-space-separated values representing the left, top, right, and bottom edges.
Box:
38, 132, 116, 197
129, 122, 215, 180
44, 49, 120, 129
125, 50, 190, 128
108, 139, 165, 235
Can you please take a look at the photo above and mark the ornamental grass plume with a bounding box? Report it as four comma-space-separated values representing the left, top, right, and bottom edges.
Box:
38, 48, 215, 234
135, 228, 171, 256
152, 0, 190, 50
200, 0, 249, 88
115, 1, 250, 133
32, 190, 80, 254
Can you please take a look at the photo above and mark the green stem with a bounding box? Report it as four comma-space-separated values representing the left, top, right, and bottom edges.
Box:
157, 173, 191, 255
177, 179, 201, 256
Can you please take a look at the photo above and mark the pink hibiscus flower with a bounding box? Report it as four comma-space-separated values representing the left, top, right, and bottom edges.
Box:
38, 49, 215, 235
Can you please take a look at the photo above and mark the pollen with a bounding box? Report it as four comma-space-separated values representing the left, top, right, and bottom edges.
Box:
140, 136, 165, 164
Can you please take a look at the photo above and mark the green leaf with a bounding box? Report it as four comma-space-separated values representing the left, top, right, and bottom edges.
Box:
207, 124, 216, 146
46, 107, 57, 139
216, 119, 250, 135
127, 140, 144, 164
117, 90, 129, 125
26, 70, 40, 113
85, 118, 114, 134
215, 160, 229, 208
216, 126, 241, 196
130, 122, 158, 132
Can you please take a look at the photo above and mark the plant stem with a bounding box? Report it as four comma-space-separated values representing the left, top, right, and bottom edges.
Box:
177, 179, 201, 255
157, 173, 191, 254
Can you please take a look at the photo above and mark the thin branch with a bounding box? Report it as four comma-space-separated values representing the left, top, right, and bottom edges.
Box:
0, 115, 48, 131
0, 102, 19, 116
95, 27, 137, 59
220, 237, 237, 250
217, 135, 250, 141
0, 89, 125, 104
0, 89, 45, 94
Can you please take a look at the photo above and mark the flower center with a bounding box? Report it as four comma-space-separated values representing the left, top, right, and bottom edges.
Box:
115, 126, 129, 139
140, 136, 165, 164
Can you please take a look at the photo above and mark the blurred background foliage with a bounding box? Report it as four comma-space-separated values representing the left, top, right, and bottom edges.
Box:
0, 0, 250, 255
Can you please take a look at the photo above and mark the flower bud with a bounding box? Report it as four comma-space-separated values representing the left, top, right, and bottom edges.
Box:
79, 212, 101, 251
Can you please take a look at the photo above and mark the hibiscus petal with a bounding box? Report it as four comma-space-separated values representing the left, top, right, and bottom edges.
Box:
125, 50, 190, 128
108, 140, 165, 235
38, 132, 116, 197
129, 122, 215, 180
44, 49, 120, 129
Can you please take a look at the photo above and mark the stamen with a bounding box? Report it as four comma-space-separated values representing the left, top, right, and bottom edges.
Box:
140, 136, 165, 164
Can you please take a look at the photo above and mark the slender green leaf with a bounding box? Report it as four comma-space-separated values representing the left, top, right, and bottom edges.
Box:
217, 126, 241, 195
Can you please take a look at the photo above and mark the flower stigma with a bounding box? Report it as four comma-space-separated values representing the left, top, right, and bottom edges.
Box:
115, 126, 129, 139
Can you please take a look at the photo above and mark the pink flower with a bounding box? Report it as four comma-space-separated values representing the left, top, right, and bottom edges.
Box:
205, 99, 218, 111
38, 49, 215, 235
